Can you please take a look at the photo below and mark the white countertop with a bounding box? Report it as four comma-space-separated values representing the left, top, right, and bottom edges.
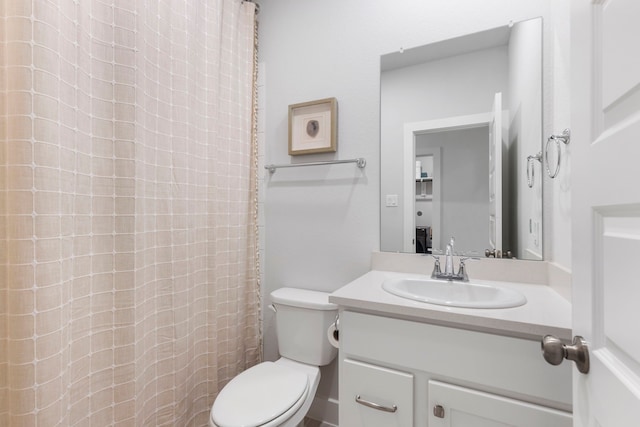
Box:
329, 270, 572, 341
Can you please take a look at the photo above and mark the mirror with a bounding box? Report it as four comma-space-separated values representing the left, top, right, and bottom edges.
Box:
380, 17, 543, 260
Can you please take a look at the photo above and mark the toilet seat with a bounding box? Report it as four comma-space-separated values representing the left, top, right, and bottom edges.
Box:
211, 361, 309, 427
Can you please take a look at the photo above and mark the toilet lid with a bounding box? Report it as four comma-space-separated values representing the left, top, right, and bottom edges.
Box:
211, 362, 309, 427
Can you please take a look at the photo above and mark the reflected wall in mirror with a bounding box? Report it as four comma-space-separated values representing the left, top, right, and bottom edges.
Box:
380, 17, 543, 260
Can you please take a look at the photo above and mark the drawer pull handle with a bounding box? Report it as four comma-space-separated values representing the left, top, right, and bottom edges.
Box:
355, 395, 398, 413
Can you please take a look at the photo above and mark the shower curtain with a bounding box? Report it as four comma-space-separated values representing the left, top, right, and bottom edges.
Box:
1, 1, 261, 425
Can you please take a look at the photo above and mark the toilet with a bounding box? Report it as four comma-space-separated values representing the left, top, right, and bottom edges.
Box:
209, 287, 338, 427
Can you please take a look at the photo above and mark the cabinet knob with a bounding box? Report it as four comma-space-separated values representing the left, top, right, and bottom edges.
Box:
541, 335, 590, 374
433, 404, 445, 418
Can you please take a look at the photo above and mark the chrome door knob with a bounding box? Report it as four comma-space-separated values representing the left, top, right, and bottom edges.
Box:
541, 335, 590, 374
541, 335, 565, 365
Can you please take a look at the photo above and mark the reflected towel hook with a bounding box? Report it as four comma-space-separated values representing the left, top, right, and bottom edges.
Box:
545, 129, 570, 179
526, 151, 542, 188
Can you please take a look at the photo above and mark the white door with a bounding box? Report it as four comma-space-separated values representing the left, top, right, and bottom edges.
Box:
489, 92, 503, 254
571, 0, 640, 425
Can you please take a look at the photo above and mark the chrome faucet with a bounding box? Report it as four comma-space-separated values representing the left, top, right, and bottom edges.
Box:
431, 237, 475, 282
443, 237, 455, 276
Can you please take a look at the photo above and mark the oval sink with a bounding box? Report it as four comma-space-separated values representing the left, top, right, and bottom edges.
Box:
381, 277, 527, 309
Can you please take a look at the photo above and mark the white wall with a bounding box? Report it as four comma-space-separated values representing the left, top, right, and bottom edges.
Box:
257, 0, 570, 423
546, 0, 572, 269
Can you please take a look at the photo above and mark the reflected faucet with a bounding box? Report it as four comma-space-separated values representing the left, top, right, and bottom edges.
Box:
431, 237, 476, 282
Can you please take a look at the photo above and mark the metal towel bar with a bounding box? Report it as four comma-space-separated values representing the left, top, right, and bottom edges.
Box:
545, 129, 570, 179
526, 151, 542, 188
526, 128, 570, 188
265, 157, 366, 173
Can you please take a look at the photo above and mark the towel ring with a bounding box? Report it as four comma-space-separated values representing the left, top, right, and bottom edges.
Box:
545, 129, 570, 179
526, 151, 542, 188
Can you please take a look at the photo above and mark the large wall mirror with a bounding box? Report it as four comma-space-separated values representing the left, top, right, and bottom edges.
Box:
380, 17, 543, 260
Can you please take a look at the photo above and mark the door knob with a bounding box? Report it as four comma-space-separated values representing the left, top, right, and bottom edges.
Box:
541, 335, 590, 374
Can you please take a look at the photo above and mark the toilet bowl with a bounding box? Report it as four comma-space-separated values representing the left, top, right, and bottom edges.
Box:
209, 358, 320, 427
209, 288, 338, 427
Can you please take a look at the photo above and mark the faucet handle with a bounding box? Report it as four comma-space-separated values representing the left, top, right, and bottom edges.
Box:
457, 256, 479, 282
456, 256, 479, 282
431, 255, 442, 276
456, 262, 469, 282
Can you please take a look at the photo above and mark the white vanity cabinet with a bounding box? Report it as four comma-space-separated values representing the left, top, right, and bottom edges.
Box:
338, 310, 572, 426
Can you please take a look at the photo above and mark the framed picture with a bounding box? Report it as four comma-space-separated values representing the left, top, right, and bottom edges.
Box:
288, 97, 337, 155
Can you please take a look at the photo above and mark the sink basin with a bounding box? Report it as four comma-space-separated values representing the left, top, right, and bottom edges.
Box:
381, 277, 527, 309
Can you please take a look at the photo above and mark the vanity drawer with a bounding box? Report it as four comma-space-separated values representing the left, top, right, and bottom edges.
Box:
340, 358, 414, 426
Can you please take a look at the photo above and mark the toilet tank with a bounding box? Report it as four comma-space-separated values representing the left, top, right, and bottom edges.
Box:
270, 288, 338, 366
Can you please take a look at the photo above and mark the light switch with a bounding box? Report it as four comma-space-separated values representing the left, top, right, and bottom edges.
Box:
386, 194, 398, 207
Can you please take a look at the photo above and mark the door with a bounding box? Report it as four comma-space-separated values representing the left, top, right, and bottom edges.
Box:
571, 0, 640, 425
489, 92, 503, 254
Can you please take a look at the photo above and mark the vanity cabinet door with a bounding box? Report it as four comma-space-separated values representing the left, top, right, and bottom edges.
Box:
340, 358, 414, 426
428, 380, 572, 427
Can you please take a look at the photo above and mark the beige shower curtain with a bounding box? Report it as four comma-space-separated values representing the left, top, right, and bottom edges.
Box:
1, 1, 261, 425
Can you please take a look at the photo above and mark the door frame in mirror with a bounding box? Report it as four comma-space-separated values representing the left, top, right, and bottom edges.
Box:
403, 112, 494, 253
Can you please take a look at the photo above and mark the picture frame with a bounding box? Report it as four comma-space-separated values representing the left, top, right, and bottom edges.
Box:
288, 97, 337, 155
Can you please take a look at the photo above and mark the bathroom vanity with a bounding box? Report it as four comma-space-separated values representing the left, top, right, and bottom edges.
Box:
329, 269, 572, 426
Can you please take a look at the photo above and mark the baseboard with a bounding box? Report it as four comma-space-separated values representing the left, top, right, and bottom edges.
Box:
307, 395, 339, 427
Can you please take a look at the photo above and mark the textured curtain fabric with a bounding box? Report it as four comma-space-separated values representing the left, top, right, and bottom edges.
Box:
1, 1, 261, 425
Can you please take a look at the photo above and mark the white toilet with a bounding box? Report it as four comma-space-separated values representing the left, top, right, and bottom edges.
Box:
209, 287, 338, 427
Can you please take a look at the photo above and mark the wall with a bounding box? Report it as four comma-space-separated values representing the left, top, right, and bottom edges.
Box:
257, 0, 569, 424
546, 0, 572, 270
380, 47, 508, 252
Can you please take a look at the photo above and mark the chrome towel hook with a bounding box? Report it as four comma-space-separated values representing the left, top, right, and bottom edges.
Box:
545, 129, 570, 179
526, 151, 542, 188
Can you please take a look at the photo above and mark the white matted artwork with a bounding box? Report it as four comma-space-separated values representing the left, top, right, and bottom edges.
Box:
288, 97, 337, 155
